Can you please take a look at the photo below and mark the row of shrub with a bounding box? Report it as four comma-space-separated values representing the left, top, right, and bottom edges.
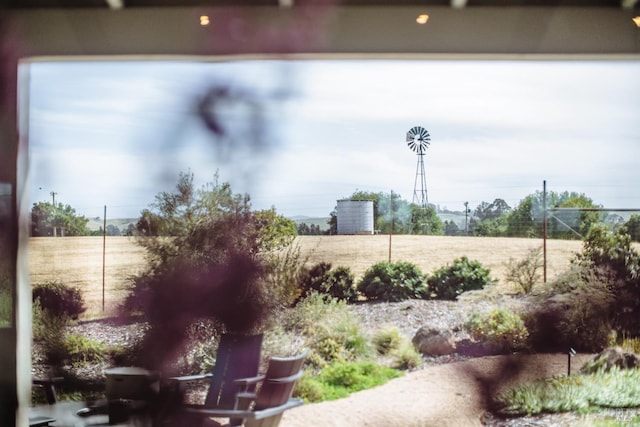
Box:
299, 256, 493, 303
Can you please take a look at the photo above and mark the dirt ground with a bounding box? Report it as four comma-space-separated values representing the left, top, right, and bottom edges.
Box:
280, 353, 595, 427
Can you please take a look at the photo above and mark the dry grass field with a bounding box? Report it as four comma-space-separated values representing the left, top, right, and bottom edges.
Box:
28, 235, 584, 318
296, 235, 582, 285
28, 237, 147, 317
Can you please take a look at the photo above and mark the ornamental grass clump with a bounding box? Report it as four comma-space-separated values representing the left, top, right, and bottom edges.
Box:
372, 326, 422, 370
495, 367, 640, 416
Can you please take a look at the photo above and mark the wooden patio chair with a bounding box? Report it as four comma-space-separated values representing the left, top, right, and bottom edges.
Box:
156, 333, 264, 425
177, 349, 308, 427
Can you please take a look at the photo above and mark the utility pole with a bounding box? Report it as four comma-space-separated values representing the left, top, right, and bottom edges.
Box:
50, 191, 58, 237
464, 201, 469, 235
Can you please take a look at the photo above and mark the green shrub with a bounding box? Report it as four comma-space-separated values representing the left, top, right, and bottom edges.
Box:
546, 264, 588, 294
262, 241, 308, 307
573, 225, 640, 335
504, 247, 543, 294
32, 299, 70, 342
357, 261, 428, 302
33, 281, 86, 320
300, 263, 357, 303
294, 374, 324, 402
282, 293, 369, 367
427, 256, 493, 300
295, 361, 402, 402
526, 265, 616, 353
465, 308, 529, 354
42, 330, 107, 366
63, 334, 108, 365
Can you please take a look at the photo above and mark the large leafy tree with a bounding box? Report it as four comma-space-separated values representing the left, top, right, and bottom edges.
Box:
125, 171, 297, 371
443, 220, 460, 236
474, 198, 511, 222
506, 191, 600, 239
410, 204, 443, 235
506, 195, 539, 237
471, 199, 511, 237
547, 192, 602, 239
253, 208, 297, 251
473, 215, 509, 237
31, 201, 89, 236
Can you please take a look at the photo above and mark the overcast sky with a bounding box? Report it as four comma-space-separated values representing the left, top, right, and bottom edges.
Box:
25, 59, 640, 219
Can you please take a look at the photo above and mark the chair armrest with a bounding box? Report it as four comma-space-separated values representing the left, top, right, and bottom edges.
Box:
184, 398, 304, 421
167, 373, 212, 383
264, 371, 303, 384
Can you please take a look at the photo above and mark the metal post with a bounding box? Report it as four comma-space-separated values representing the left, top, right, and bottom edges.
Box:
568, 348, 576, 375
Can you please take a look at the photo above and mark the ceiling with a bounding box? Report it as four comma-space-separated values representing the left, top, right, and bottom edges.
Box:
3, 0, 638, 9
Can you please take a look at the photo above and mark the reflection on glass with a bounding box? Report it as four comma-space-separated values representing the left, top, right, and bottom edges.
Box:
0, 182, 13, 327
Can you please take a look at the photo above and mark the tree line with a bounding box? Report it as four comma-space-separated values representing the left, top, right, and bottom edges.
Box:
297, 189, 640, 241
30, 182, 640, 242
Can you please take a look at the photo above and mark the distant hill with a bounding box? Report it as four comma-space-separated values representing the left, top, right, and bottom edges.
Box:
86, 217, 138, 232
292, 216, 330, 231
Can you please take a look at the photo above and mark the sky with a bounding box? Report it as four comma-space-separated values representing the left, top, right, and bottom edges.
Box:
24, 59, 640, 220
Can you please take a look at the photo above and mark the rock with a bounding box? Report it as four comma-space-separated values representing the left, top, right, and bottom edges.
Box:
583, 346, 640, 373
412, 327, 456, 356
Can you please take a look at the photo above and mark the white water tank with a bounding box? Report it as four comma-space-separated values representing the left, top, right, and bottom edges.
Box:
337, 199, 374, 235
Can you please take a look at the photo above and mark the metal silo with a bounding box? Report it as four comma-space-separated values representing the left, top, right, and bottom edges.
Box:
336, 199, 374, 235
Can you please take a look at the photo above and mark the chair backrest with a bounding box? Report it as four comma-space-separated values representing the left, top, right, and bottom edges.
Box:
204, 333, 263, 410
253, 349, 308, 411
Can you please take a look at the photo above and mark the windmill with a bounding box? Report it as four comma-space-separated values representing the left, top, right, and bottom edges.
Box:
406, 126, 430, 208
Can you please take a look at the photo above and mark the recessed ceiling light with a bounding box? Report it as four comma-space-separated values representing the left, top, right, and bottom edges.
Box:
633, 16, 640, 28
416, 14, 429, 25
200, 15, 210, 26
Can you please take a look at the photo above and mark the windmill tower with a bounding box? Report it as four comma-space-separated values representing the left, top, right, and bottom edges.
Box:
406, 126, 430, 208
